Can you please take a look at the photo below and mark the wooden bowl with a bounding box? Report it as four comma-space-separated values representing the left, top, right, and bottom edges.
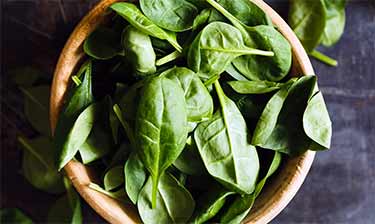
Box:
50, 0, 315, 223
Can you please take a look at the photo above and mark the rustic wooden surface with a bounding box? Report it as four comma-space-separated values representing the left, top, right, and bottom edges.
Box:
1, 0, 374, 223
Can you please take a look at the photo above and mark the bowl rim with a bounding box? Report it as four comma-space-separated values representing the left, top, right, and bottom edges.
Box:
50, 0, 316, 223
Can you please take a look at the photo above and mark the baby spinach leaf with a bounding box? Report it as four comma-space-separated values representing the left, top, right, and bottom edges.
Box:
21, 85, 50, 136
173, 136, 206, 176
321, 0, 346, 47
125, 152, 147, 204
0, 208, 33, 224
56, 102, 99, 170
187, 22, 273, 80
191, 184, 235, 224
84, 26, 122, 60
252, 76, 317, 155
47, 179, 82, 224
232, 25, 292, 81
216, 0, 272, 27
135, 76, 188, 208
219, 152, 282, 224
54, 61, 94, 169
140, 0, 198, 32
303, 91, 332, 149
192, 9, 211, 31
288, 0, 327, 52
104, 165, 124, 191
110, 2, 182, 52
122, 25, 156, 76
162, 67, 213, 122
137, 173, 195, 224
194, 81, 259, 194
228, 80, 282, 94
18, 136, 64, 194
225, 63, 249, 81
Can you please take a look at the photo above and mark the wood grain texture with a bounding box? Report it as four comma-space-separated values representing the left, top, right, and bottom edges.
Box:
49, 0, 315, 223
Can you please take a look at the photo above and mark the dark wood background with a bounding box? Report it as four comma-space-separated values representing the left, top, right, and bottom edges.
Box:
1, 0, 374, 223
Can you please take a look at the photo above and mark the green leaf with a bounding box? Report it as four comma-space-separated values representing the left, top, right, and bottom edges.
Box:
103, 166, 125, 191
18, 136, 64, 194
187, 22, 274, 80
140, 0, 198, 32
192, 9, 211, 31
288, 0, 327, 52
47, 179, 82, 224
225, 63, 249, 81
173, 136, 206, 176
21, 85, 50, 136
191, 185, 234, 224
125, 152, 147, 204
84, 26, 122, 60
321, 0, 346, 47
194, 81, 259, 194
0, 208, 33, 224
56, 102, 99, 170
252, 76, 318, 155
303, 91, 332, 149
162, 67, 213, 122
228, 80, 282, 94
135, 76, 188, 208
219, 152, 282, 224
137, 173, 195, 224
110, 2, 182, 52
122, 25, 156, 76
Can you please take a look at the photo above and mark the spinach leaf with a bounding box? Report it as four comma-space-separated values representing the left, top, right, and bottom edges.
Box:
137, 173, 195, 224
321, 0, 346, 47
288, 0, 327, 52
18, 136, 64, 194
54, 61, 94, 170
21, 85, 50, 136
216, 0, 272, 26
140, 0, 198, 32
122, 26, 156, 76
56, 102, 99, 170
187, 22, 273, 80
191, 185, 235, 224
206, 0, 291, 81
194, 81, 259, 194
228, 80, 282, 94
162, 67, 213, 122
47, 179, 82, 224
219, 152, 282, 224
192, 9, 211, 31
104, 165, 124, 192
135, 76, 188, 208
173, 136, 206, 176
0, 208, 33, 224
252, 76, 317, 155
225, 63, 249, 81
84, 26, 122, 60
110, 2, 182, 52
125, 152, 147, 204
303, 91, 332, 149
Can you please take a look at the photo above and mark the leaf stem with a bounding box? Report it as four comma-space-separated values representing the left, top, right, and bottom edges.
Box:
309, 50, 338, 67
151, 175, 159, 209
72, 76, 82, 86
156, 50, 182, 66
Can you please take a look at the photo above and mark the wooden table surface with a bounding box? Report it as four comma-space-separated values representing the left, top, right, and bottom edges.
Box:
1, 0, 374, 223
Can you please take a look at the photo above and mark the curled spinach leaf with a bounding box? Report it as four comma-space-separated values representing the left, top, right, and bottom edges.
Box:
125, 152, 147, 204
228, 80, 283, 94
135, 76, 188, 208
321, 0, 346, 47
84, 26, 122, 60
187, 22, 274, 80
137, 173, 195, 224
140, 0, 198, 32
194, 81, 259, 194
162, 67, 213, 122
110, 2, 182, 52
122, 25, 156, 76
104, 165, 124, 192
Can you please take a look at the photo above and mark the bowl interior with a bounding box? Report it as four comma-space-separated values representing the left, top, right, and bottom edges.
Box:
50, 0, 315, 223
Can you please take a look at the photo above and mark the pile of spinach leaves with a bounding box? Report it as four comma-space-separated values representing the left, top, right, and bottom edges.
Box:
6, 1, 332, 223
288, 0, 347, 66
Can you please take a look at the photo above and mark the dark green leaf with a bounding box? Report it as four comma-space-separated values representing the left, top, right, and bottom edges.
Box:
228, 80, 282, 94
84, 26, 122, 60
0, 208, 33, 224
321, 0, 346, 47
104, 165, 124, 191
125, 152, 147, 204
